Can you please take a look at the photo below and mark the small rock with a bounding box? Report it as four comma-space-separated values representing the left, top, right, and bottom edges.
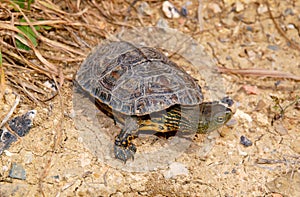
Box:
235, 1, 244, 12
2, 165, 9, 172
9, 163, 26, 180
267, 45, 280, 51
257, 4, 268, 14
180, 1, 191, 17
163, 162, 189, 179
254, 100, 266, 111
24, 152, 33, 164
234, 109, 253, 123
240, 135, 252, 147
221, 96, 234, 107
138, 2, 152, 16
162, 1, 180, 19
246, 26, 253, 31
283, 8, 294, 16
69, 109, 76, 118
239, 3, 258, 24
274, 81, 282, 89
221, 12, 236, 26
273, 121, 288, 135
245, 49, 257, 60
242, 85, 259, 95
181, 6, 188, 17
43, 80, 57, 92
287, 24, 296, 29
208, 3, 222, 14
52, 175, 60, 182
226, 118, 237, 127
4, 150, 13, 157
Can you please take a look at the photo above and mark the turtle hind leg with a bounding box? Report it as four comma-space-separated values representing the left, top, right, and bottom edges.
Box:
114, 117, 138, 163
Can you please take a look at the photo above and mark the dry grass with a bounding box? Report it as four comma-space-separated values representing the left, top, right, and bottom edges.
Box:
0, 0, 128, 103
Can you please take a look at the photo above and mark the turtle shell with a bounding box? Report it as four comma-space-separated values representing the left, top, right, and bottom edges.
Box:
76, 41, 203, 116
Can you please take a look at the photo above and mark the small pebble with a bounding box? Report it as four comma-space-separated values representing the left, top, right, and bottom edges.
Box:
138, 2, 152, 16
267, 45, 280, 51
2, 165, 9, 172
43, 80, 57, 91
254, 100, 267, 111
235, 109, 253, 123
257, 4, 268, 14
163, 162, 188, 179
226, 118, 237, 126
287, 24, 295, 29
221, 96, 234, 107
242, 85, 259, 95
4, 150, 13, 157
162, 1, 180, 19
284, 8, 294, 16
274, 121, 288, 135
240, 135, 252, 147
235, 1, 244, 12
240, 4, 257, 24
9, 163, 26, 180
181, 6, 188, 17
208, 3, 222, 14
24, 152, 33, 164
246, 26, 253, 31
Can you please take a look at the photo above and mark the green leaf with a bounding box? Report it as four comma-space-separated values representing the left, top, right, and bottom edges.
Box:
41, 25, 52, 30
13, 0, 25, 9
27, 0, 35, 10
12, 0, 34, 10
15, 16, 52, 50
16, 25, 38, 50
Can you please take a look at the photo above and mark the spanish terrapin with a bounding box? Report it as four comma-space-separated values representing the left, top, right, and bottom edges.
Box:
75, 41, 232, 162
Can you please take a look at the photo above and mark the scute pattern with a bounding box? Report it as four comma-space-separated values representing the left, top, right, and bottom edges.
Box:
76, 41, 203, 115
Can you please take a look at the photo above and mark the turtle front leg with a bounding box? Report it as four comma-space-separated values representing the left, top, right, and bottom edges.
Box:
114, 116, 138, 162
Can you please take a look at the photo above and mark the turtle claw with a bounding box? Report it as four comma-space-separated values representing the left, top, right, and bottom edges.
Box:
114, 134, 137, 163
114, 143, 136, 163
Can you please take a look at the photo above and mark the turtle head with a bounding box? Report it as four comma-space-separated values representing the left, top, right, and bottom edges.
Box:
197, 102, 232, 133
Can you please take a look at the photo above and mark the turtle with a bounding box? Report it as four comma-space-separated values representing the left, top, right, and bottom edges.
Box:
75, 41, 232, 162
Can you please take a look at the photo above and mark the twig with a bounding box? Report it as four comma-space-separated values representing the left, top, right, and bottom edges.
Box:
0, 94, 20, 128
217, 67, 300, 81
256, 157, 299, 165
198, 0, 204, 32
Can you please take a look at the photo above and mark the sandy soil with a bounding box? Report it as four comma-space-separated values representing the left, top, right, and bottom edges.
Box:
1, 0, 300, 196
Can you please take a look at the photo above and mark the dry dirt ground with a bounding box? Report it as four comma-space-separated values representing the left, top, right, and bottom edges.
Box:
1, 0, 300, 196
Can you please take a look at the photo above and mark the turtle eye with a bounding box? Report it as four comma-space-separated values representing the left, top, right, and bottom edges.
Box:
214, 115, 225, 124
